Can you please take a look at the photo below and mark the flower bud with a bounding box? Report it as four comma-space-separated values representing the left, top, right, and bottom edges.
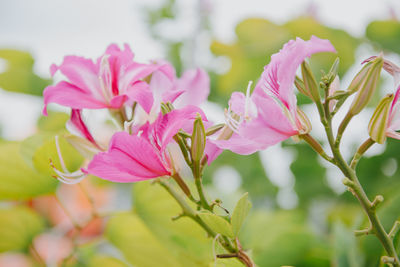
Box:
191, 114, 206, 162
205, 123, 224, 136
301, 61, 321, 102
296, 108, 312, 135
347, 61, 374, 94
349, 57, 383, 116
368, 93, 394, 144
328, 57, 340, 80
295, 75, 311, 98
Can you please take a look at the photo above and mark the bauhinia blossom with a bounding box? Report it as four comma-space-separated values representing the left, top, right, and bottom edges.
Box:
138, 61, 210, 122
212, 36, 336, 155
85, 106, 207, 182
43, 44, 158, 115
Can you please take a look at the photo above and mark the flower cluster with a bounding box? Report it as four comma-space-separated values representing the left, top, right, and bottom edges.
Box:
44, 37, 339, 184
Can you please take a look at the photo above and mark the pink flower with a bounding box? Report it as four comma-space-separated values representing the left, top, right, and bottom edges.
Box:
43, 44, 158, 115
139, 62, 210, 121
212, 36, 336, 155
86, 106, 207, 182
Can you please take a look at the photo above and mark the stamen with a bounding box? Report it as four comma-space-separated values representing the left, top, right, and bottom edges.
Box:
124, 120, 134, 134
244, 81, 253, 120
51, 136, 87, 184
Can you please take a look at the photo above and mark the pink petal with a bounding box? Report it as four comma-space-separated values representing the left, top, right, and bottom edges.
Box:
87, 132, 170, 182
43, 81, 107, 115
240, 94, 297, 145
55, 56, 100, 97
119, 62, 159, 93
204, 141, 223, 164
153, 106, 207, 151
173, 68, 210, 107
67, 109, 98, 146
210, 134, 265, 155
254, 36, 336, 113
125, 81, 154, 114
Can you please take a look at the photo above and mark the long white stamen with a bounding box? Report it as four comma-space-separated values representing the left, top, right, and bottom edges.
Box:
55, 135, 68, 173
244, 81, 253, 119
51, 136, 87, 184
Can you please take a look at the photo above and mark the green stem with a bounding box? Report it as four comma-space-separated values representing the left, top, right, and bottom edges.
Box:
350, 138, 375, 169
300, 134, 334, 163
193, 163, 212, 211
320, 110, 399, 265
335, 112, 353, 148
158, 180, 252, 266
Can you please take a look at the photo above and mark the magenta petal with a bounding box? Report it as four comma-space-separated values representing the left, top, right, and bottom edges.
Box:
125, 81, 154, 114
67, 109, 98, 146
174, 68, 210, 107
87, 132, 170, 182
204, 141, 223, 164
153, 105, 207, 151
56, 56, 100, 94
241, 94, 297, 144
254, 36, 336, 113
211, 134, 265, 155
43, 81, 107, 115
162, 89, 185, 103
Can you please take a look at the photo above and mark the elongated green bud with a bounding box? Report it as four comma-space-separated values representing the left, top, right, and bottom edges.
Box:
301, 61, 320, 102
349, 57, 383, 116
328, 57, 340, 79
368, 93, 394, 144
191, 114, 206, 162
205, 123, 224, 136
295, 76, 311, 98
347, 61, 374, 94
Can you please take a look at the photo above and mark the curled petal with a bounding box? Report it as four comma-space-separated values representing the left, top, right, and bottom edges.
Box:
43, 81, 107, 115
87, 132, 171, 182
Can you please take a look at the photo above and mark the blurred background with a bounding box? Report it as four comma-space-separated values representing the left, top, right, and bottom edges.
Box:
1, 0, 400, 266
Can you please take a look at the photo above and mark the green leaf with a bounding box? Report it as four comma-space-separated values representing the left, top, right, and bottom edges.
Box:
0, 49, 51, 96
88, 255, 128, 267
231, 193, 252, 237
133, 181, 214, 266
198, 212, 234, 238
0, 142, 57, 200
0, 207, 44, 252
366, 20, 400, 54
37, 111, 69, 132
106, 212, 182, 267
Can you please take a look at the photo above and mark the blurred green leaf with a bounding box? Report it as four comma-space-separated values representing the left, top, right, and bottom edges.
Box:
37, 111, 69, 132
198, 212, 234, 238
0, 142, 57, 200
366, 20, 400, 54
87, 255, 128, 267
133, 181, 215, 266
231, 192, 252, 236
288, 143, 334, 206
106, 212, 181, 267
331, 221, 364, 267
210, 17, 358, 103
240, 210, 329, 266
0, 207, 44, 252
284, 16, 359, 78
0, 49, 51, 96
